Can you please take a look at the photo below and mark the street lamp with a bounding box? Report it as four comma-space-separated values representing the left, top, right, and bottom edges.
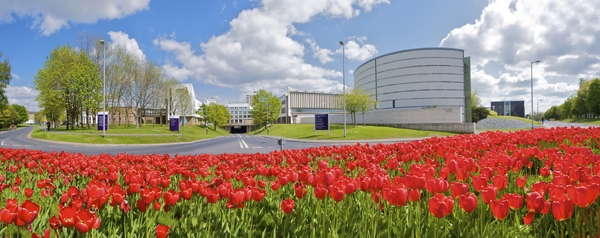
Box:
100, 40, 106, 138
339, 41, 346, 138
537, 98, 542, 120
530, 60, 540, 129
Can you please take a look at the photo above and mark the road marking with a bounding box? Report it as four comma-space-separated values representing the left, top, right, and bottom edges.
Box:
237, 135, 249, 148
251, 147, 262, 149
1, 140, 3, 145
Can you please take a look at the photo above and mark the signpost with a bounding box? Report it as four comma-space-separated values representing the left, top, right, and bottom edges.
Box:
314, 114, 330, 135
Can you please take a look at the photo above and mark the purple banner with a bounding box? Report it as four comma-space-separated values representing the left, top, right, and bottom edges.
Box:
97, 113, 108, 131
170, 118, 180, 132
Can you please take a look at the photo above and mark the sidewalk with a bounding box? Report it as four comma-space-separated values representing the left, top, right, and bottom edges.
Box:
257, 135, 426, 144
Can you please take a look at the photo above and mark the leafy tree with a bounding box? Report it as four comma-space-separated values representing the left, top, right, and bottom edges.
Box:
172, 84, 193, 125
34, 111, 44, 124
558, 97, 573, 120
197, 103, 211, 133
338, 88, 376, 126
207, 103, 231, 130
471, 90, 481, 108
0, 52, 11, 110
571, 79, 591, 118
11, 104, 28, 124
544, 106, 560, 120
586, 78, 600, 116
0, 105, 19, 128
251, 90, 281, 131
34, 45, 100, 130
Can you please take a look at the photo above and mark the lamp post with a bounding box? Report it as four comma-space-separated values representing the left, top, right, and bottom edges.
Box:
339, 41, 346, 138
100, 40, 106, 137
537, 98, 542, 120
530, 60, 540, 129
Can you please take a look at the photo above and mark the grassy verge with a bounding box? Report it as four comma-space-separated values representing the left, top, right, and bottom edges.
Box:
562, 118, 600, 125
31, 124, 230, 144
253, 124, 455, 140
487, 115, 542, 125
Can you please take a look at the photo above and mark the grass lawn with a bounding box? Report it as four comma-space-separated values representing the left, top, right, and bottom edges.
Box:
562, 118, 600, 125
31, 124, 230, 144
487, 115, 542, 125
253, 124, 456, 140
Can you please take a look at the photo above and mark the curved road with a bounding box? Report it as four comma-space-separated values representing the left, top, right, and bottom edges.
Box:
0, 126, 354, 156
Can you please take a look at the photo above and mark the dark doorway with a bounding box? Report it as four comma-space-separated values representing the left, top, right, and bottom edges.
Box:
230, 126, 247, 134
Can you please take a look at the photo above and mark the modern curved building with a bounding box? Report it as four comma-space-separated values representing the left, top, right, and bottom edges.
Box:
354, 48, 472, 122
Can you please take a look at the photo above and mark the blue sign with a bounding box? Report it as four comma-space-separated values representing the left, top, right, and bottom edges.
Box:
97, 113, 108, 131
170, 117, 180, 132
315, 114, 329, 130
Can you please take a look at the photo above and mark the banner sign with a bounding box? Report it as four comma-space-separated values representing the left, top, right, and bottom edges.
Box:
97, 113, 108, 131
315, 114, 329, 130
169, 117, 180, 132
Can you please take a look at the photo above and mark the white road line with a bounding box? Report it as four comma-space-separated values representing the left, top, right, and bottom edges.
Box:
237, 135, 249, 148
1, 140, 3, 145
251, 147, 262, 149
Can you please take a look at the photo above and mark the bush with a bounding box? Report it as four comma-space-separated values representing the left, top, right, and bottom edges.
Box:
472, 106, 489, 122
487, 109, 498, 116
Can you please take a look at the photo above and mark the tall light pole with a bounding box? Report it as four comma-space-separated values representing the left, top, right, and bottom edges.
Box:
100, 40, 106, 138
537, 98, 542, 120
339, 41, 346, 138
530, 60, 541, 129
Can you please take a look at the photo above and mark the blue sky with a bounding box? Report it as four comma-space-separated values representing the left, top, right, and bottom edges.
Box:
1, 0, 596, 115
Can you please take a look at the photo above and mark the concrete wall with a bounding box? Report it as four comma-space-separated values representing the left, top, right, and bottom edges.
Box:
299, 107, 475, 134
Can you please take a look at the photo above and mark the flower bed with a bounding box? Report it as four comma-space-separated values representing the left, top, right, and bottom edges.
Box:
1, 127, 600, 237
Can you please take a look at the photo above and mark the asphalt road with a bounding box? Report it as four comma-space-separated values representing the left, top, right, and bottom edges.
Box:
0, 126, 354, 156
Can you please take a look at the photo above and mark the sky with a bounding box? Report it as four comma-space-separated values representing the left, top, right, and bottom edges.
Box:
1, 0, 597, 115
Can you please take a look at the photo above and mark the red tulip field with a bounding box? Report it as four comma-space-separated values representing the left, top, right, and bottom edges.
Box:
2, 127, 600, 237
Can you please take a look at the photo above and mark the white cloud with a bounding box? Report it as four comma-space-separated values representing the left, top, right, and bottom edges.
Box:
338, 37, 378, 61
10, 73, 20, 80
156, 0, 388, 97
6, 85, 39, 111
108, 31, 146, 60
440, 0, 600, 113
306, 39, 334, 64
0, 0, 150, 35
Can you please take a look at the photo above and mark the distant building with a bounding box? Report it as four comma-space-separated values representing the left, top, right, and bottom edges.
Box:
490, 101, 525, 117
279, 87, 343, 124
246, 94, 254, 104
225, 102, 254, 133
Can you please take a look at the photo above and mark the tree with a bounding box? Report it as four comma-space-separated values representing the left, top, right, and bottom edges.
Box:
586, 78, 600, 117
544, 106, 560, 120
208, 103, 231, 130
558, 97, 573, 120
11, 104, 28, 124
172, 84, 194, 124
34, 45, 100, 130
571, 79, 591, 118
197, 103, 211, 134
0, 105, 19, 128
251, 90, 281, 131
338, 88, 377, 126
0, 52, 11, 110
470, 90, 481, 108
34, 111, 44, 124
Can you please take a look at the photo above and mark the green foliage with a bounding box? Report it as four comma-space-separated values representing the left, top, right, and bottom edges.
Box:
0, 105, 19, 128
487, 109, 498, 116
208, 103, 231, 130
544, 105, 560, 120
11, 104, 28, 124
471, 106, 489, 123
586, 78, 600, 116
34, 45, 100, 130
251, 90, 281, 127
558, 97, 572, 120
338, 88, 376, 126
470, 90, 481, 108
0, 52, 11, 110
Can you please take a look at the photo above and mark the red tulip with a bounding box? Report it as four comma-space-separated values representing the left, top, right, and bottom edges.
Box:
491, 175, 508, 191
156, 224, 170, 238
428, 194, 454, 218
526, 192, 544, 213
516, 176, 527, 188
164, 190, 180, 206
459, 193, 478, 213
24, 188, 34, 198
17, 200, 40, 224
552, 194, 574, 221
294, 183, 307, 199
425, 178, 450, 194
480, 186, 497, 204
408, 189, 421, 202
540, 167, 552, 177
490, 199, 510, 220
281, 198, 294, 214
181, 188, 192, 200
59, 206, 78, 228
0, 207, 17, 224
314, 185, 328, 200
49, 216, 61, 229
205, 189, 220, 203
75, 209, 100, 234
566, 183, 599, 208
329, 185, 345, 202
383, 186, 408, 206
451, 182, 468, 198
523, 212, 535, 225
541, 200, 551, 215
506, 193, 524, 210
